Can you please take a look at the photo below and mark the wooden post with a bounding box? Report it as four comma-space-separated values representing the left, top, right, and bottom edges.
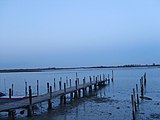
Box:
9, 88, 11, 99
131, 95, 136, 120
27, 86, 32, 117
59, 81, 62, 90
66, 76, 68, 87
141, 84, 144, 98
70, 79, 72, 87
11, 84, 13, 96
133, 88, 137, 112
144, 72, 146, 87
48, 86, 52, 110
100, 74, 101, 81
89, 77, 92, 94
111, 70, 114, 82
47, 82, 49, 93
64, 83, 66, 104
136, 84, 139, 105
74, 80, 78, 99
37, 80, 39, 96
29, 86, 32, 105
54, 78, 56, 90
83, 78, 86, 96
25, 81, 27, 97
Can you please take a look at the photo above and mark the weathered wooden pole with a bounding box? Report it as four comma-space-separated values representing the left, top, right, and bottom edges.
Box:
47, 82, 49, 93
59, 81, 62, 90
141, 84, 144, 98
11, 84, 13, 96
48, 86, 52, 110
27, 86, 32, 117
144, 72, 146, 87
83, 77, 86, 96
108, 74, 110, 84
131, 95, 136, 120
89, 76, 92, 94
133, 88, 137, 112
66, 76, 68, 87
25, 81, 28, 97
37, 80, 39, 96
70, 79, 72, 87
59, 81, 63, 104
64, 83, 66, 104
136, 84, 139, 105
111, 70, 114, 82
9, 88, 11, 99
74, 80, 78, 99
54, 78, 56, 90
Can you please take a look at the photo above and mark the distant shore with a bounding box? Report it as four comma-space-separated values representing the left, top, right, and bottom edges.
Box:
0, 64, 159, 73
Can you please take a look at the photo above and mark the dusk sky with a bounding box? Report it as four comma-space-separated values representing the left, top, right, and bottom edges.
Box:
0, 0, 160, 69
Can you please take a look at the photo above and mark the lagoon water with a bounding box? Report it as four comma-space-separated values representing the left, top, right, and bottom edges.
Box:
0, 67, 160, 120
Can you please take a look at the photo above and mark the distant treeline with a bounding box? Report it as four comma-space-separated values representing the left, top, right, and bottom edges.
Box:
0, 64, 160, 73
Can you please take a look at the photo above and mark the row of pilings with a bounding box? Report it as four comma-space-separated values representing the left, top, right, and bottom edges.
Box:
131, 72, 148, 120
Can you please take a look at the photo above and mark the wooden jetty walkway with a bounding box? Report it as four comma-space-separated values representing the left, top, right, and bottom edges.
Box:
0, 75, 111, 118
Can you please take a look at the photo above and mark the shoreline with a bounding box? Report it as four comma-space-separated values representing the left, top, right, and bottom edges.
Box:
0, 64, 159, 73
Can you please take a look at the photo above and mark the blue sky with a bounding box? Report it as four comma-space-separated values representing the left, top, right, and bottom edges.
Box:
0, 0, 160, 69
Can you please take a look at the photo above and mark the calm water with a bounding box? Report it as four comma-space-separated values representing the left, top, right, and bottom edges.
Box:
0, 67, 160, 120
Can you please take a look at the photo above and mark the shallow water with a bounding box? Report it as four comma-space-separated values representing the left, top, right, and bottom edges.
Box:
0, 67, 160, 120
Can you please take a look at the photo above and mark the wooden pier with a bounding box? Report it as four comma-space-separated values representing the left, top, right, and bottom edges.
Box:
0, 76, 110, 118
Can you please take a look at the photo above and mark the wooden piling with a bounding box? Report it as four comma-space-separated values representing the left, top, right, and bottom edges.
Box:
25, 81, 27, 97
136, 84, 139, 105
89, 77, 92, 94
111, 70, 114, 82
54, 78, 56, 90
131, 95, 136, 120
83, 78, 86, 96
48, 86, 52, 110
37, 80, 39, 96
70, 79, 72, 87
59, 81, 62, 90
47, 82, 49, 93
9, 88, 11, 99
141, 84, 144, 98
133, 88, 137, 112
11, 84, 13, 96
144, 72, 146, 87
66, 76, 68, 87
64, 83, 66, 104
27, 86, 32, 117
